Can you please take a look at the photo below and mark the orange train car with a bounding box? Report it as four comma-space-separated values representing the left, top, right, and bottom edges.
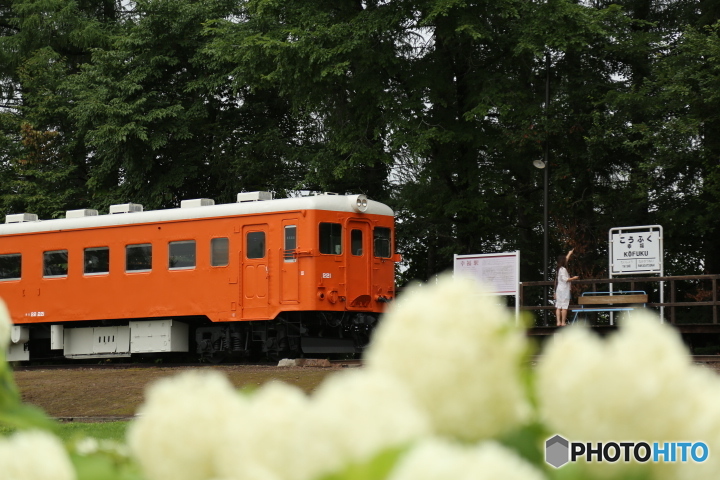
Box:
0, 193, 399, 361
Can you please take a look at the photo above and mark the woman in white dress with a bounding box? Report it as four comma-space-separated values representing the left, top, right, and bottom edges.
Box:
555, 249, 579, 326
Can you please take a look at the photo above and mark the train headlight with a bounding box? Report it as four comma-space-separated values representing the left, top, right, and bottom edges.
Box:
350, 194, 368, 213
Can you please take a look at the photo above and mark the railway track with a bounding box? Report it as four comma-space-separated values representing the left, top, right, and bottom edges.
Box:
12, 358, 363, 371
15, 355, 720, 373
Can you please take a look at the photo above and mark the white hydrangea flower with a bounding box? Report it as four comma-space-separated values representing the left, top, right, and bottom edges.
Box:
73, 437, 130, 457
0, 297, 11, 352
537, 312, 720, 480
215, 381, 321, 480
74, 437, 99, 456
127, 370, 247, 480
387, 438, 546, 480
310, 369, 431, 466
217, 371, 429, 480
0, 430, 76, 480
365, 274, 531, 441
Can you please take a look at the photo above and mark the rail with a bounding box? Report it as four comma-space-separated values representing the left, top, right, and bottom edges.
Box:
519, 275, 720, 326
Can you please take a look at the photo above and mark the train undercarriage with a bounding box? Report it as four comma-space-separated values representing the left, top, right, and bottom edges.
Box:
7, 312, 379, 363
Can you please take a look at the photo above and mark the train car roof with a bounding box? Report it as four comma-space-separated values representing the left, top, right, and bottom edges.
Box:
0, 194, 394, 236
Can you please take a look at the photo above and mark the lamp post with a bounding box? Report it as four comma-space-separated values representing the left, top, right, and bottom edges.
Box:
533, 158, 548, 325
534, 52, 551, 326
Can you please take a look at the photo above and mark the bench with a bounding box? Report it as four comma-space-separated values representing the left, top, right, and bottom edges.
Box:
569, 291, 648, 325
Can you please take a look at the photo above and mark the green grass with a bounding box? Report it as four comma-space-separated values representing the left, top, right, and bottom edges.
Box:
56, 421, 130, 442
1, 421, 130, 442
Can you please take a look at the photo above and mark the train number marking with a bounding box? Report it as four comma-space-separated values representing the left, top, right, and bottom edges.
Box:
25, 311, 45, 317
322, 273, 332, 278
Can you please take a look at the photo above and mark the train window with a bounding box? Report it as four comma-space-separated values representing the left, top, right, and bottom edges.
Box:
169, 240, 196, 269
284, 226, 297, 262
374, 227, 392, 258
44, 250, 69, 277
126, 244, 152, 272
211, 238, 229, 267
247, 232, 266, 259
84, 247, 110, 275
351, 229, 363, 256
0, 254, 21, 280
319, 223, 342, 255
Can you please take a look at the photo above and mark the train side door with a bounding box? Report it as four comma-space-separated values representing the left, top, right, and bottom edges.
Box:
346, 219, 372, 309
242, 224, 269, 319
280, 221, 299, 304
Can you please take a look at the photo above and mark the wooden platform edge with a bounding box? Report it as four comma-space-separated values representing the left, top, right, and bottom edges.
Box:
527, 324, 720, 335
529, 355, 720, 363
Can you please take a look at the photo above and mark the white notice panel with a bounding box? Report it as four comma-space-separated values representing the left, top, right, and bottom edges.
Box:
453, 251, 520, 295
610, 226, 662, 275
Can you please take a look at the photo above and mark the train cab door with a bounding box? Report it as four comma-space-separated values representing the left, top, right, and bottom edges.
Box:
242, 224, 270, 319
280, 221, 299, 304
346, 219, 372, 309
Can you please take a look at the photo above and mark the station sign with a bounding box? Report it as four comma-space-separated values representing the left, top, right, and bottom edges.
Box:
609, 226, 663, 275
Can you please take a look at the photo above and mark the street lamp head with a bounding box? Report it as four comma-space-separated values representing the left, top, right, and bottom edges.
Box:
533, 160, 546, 169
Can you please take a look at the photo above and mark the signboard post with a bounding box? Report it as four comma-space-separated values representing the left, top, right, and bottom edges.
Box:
453, 251, 521, 323
609, 225, 664, 322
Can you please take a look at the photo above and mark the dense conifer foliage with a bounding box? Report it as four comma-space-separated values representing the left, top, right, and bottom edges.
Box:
2, 0, 720, 282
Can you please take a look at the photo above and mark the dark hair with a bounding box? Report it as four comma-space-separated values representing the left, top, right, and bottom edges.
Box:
556, 254, 567, 269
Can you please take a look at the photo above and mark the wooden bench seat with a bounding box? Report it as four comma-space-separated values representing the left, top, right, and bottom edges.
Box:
569, 291, 648, 324
577, 293, 648, 306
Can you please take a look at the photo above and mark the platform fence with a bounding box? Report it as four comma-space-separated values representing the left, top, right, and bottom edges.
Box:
520, 274, 720, 329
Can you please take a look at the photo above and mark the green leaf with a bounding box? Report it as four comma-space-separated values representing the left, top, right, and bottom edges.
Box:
0, 403, 58, 434
317, 446, 407, 480
71, 453, 145, 480
497, 421, 548, 467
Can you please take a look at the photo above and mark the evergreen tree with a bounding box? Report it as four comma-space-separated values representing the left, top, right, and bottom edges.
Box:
2, 0, 720, 284
0, 0, 117, 219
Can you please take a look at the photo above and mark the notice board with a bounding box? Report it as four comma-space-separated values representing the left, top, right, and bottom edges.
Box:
453, 251, 520, 296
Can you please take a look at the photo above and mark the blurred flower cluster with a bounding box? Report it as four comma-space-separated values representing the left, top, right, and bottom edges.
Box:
2, 275, 720, 479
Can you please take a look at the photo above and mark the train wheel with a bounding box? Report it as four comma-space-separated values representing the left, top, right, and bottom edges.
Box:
205, 351, 228, 364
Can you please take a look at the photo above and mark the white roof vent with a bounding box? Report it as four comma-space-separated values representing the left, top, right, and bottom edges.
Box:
66, 209, 99, 219
109, 203, 144, 214
237, 191, 273, 203
181, 198, 215, 208
5, 213, 39, 224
